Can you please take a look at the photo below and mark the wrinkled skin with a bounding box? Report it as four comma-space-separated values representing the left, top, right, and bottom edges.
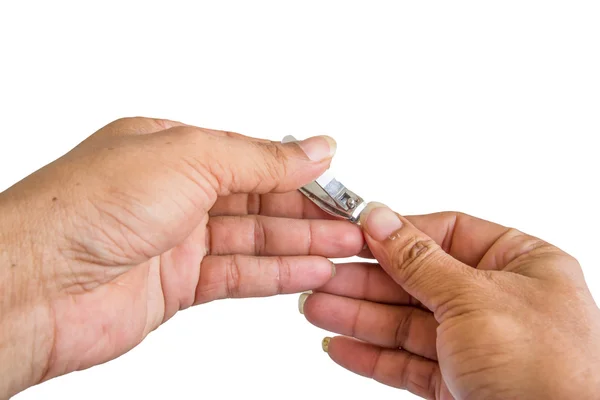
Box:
3, 117, 600, 400
302, 205, 600, 399
0, 118, 364, 398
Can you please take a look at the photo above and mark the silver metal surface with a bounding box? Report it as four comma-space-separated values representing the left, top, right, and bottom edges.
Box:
282, 135, 367, 224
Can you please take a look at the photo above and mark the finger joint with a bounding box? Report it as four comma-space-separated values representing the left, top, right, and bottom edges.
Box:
392, 238, 440, 287
393, 307, 416, 349
275, 256, 291, 294
252, 216, 267, 255
225, 255, 243, 298
257, 142, 288, 188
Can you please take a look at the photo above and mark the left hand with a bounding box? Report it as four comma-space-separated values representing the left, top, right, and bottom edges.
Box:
300, 206, 600, 399
0, 117, 364, 398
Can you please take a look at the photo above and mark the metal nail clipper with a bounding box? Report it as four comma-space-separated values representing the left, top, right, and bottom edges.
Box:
282, 135, 367, 224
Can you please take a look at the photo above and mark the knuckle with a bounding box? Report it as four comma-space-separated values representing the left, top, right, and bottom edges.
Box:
252, 216, 267, 255
112, 117, 155, 132
398, 352, 439, 398
477, 269, 500, 285
111, 116, 139, 126
393, 307, 416, 348
275, 256, 292, 294
499, 228, 565, 270
150, 118, 170, 130
202, 156, 234, 194
506, 228, 547, 254
565, 253, 580, 268
260, 141, 288, 163
225, 255, 243, 298
221, 130, 239, 139
398, 352, 416, 388
93, 117, 138, 137
306, 220, 315, 255
204, 223, 212, 256
256, 142, 288, 183
246, 194, 261, 215
562, 253, 584, 279
367, 347, 384, 379
171, 126, 203, 143
409, 362, 439, 399
350, 300, 364, 337
391, 237, 440, 283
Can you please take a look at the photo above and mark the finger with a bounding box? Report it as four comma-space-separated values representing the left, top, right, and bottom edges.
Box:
206, 215, 364, 257
405, 212, 572, 279
301, 293, 437, 360
404, 212, 510, 268
209, 192, 336, 220
195, 255, 335, 304
162, 128, 337, 196
475, 228, 574, 280
210, 192, 375, 258
315, 262, 418, 305
324, 336, 449, 399
360, 203, 482, 315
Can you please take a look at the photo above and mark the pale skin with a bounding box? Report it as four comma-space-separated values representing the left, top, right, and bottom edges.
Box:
1, 118, 599, 399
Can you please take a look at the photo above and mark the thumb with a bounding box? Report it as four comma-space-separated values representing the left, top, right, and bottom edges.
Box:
360, 202, 479, 316
192, 133, 336, 196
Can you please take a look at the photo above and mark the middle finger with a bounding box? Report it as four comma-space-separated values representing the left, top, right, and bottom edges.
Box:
207, 215, 364, 257
210, 192, 333, 219
317, 262, 422, 306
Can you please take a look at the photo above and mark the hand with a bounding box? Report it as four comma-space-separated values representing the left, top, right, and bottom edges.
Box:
0, 118, 364, 398
300, 204, 600, 399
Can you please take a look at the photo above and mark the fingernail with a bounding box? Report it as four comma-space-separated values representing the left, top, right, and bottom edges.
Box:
296, 136, 337, 161
298, 292, 311, 314
361, 202, 403, 241
322, 337, 331, 353
331, 262, 336, 278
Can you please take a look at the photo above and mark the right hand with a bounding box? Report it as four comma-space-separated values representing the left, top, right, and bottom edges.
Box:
300, 204, 600, 399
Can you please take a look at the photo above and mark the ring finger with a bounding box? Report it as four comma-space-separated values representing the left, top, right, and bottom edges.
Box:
301, 292, 438, 360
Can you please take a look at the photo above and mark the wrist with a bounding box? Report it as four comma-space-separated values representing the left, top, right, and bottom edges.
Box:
0, 196, 54, 398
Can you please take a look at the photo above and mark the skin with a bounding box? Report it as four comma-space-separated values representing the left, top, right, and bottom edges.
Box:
0, 117, 365, 398
2, 117, 599, 399
302, 204, 600, 399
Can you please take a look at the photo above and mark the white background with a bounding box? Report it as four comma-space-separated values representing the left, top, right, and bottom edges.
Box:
1, 1, 599, 399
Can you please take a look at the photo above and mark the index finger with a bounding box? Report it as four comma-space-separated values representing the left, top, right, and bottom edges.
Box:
405, 212, 510, 269
209, 191, 337, 220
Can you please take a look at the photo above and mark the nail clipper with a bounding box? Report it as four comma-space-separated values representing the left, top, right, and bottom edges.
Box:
282, 135, 367, 224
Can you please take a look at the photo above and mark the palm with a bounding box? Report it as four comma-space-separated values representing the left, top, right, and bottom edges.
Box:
45, 189, 363, 380
48, 219, 208, 374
